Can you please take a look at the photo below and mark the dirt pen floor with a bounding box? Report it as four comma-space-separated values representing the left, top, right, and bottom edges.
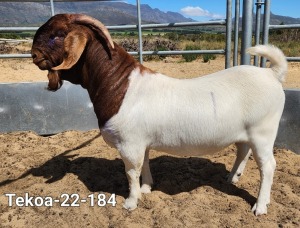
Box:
0, 55, 299, 227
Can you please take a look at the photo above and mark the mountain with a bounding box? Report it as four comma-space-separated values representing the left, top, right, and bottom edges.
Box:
0, 2, 299, 29
234, 12, 300, 31
269, 12, 300, 25
0, 2, 194, 27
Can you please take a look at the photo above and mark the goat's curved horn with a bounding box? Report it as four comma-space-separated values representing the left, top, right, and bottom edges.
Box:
71, 14, 114, 49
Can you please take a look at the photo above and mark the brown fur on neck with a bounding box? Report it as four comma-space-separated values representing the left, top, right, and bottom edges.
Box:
32, 14, 154, 127
60, 38, 152, 127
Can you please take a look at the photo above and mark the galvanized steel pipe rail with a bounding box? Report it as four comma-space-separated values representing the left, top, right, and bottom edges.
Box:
269, 24, 300, 61
0, 21, 227, 60
0, 0, 230, 67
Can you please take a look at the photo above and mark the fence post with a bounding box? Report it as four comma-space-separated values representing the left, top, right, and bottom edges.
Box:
261, 0, 271, 67
225, 0, 232, 69
233, 0, 240, 66
50, 0, 55, 16
254, 0, 263, 66
136, 0, 143, 63
241, 0, 254, 65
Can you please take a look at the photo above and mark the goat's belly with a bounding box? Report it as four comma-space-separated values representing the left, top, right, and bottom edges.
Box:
149, 128, 247, 156
151, 144, 228, 156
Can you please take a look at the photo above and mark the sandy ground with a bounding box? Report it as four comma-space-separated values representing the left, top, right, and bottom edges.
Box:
0, 47, 299, 227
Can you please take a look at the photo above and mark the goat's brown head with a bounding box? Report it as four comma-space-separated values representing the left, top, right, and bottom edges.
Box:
31, 14, 114, 91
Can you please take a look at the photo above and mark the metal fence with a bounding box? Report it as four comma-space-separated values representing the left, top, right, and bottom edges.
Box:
233, 0, 300, 65
1, 0, 300, 64
0, 0, 233, 67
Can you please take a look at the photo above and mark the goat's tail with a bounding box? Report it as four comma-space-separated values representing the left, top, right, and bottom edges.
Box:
247, 45, 288, 83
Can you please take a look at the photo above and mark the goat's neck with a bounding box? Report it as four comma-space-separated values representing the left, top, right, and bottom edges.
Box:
84, 43, 138, 127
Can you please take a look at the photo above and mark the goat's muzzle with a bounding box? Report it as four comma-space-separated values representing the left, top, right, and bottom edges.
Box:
32, 49, 50, 70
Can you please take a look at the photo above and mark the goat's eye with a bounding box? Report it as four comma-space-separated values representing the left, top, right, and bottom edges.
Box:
48, 35, 56, 45
48, 35, 63, 47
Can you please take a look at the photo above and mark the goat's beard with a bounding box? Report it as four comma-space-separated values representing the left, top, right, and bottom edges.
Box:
47, 70, 63, 91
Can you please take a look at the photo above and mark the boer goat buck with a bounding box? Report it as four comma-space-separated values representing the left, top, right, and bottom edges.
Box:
31, 14, 287, 216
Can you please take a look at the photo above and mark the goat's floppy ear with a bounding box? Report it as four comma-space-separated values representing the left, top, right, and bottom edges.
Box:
71, 14, 114, 49
52, 30, 87, 71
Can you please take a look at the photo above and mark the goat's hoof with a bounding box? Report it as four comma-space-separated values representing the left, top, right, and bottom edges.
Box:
227, 173, 241, 184
123, 198, 138, 211
251, 203, 268, 216
140, 184, 152, 194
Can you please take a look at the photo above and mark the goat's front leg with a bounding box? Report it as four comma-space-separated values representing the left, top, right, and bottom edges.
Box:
141, 149, 153, 194
120, 145, 145, 210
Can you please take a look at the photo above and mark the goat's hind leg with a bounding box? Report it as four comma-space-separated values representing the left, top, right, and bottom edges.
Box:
251, 142, 276, 216
250, 114, 281, 216
227, 143, 252, 184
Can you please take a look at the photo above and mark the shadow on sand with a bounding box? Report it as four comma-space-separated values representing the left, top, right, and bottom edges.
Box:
0, 135, 256, 206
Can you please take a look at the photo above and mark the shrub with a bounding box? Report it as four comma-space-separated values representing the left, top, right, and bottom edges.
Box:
0, 33, 21, 39
202, 54, 216, 63
182, 44, 201, 62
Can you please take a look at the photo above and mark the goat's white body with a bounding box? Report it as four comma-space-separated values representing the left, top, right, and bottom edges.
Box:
102, 66, 284, 155
100, 45, 287, 215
